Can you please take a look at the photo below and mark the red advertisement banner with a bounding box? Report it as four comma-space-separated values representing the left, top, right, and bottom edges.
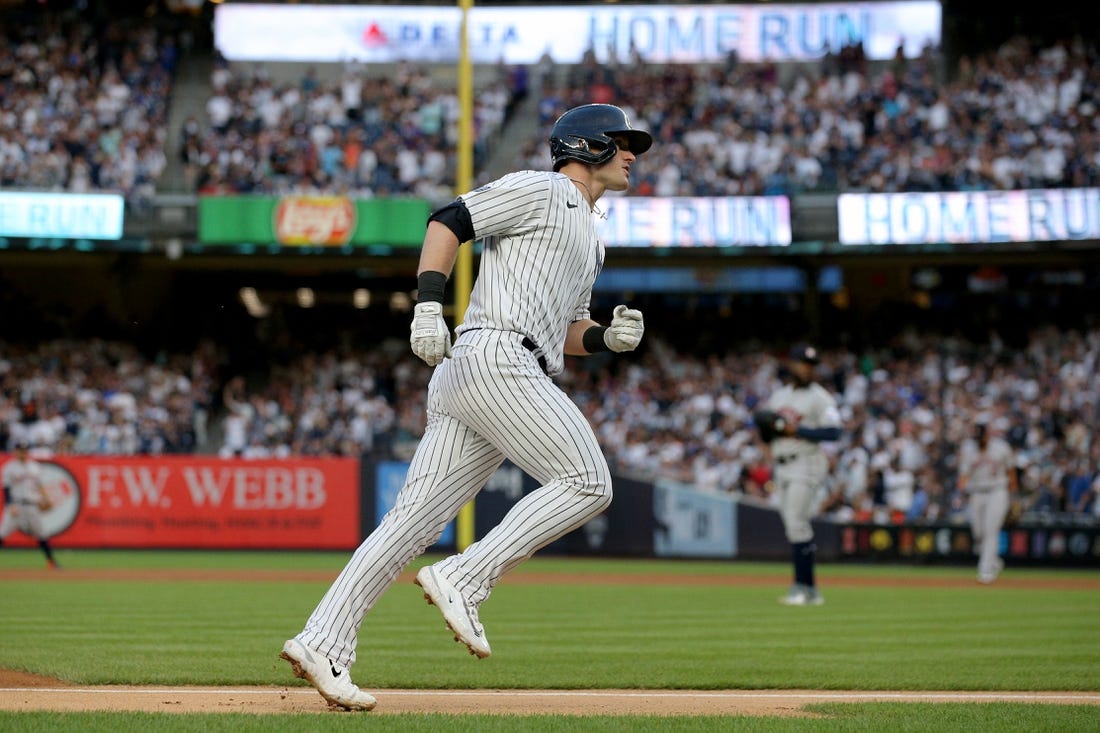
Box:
0, 455, 361, 550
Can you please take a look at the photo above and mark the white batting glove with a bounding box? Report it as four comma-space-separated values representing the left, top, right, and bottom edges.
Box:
410, 301, 452, 366
604, 304, 644, 353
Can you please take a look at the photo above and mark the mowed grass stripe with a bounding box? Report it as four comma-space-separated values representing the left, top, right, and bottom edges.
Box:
1, 552, 1096, 692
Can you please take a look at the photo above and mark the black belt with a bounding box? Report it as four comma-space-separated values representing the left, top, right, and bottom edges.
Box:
461, 328, 549, 375
776, 455, 798, 465
521, 337, 549, 376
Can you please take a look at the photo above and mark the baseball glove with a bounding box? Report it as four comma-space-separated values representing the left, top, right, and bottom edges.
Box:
753, 409, 788, 443
1004, 498, 1024, 527
37, 495, 53, 512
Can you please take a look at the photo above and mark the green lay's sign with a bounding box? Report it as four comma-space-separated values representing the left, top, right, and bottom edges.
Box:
198, 196, 431, 247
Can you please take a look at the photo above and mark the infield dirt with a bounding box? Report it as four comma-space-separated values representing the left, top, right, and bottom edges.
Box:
3, 670, 1099, 716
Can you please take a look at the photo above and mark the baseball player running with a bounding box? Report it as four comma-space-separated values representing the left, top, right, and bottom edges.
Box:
957, 417, 1017, 584
0, 441, 59, 569
761, 345, 841, 606
281, 104, 652, 710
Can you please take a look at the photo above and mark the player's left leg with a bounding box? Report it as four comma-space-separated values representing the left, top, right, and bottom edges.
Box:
969, 492, 991, 581
777, 474, 822, 605
436, 391, 612, 605
977, 490, 1009, 582
39, 540, 58, 569
428, 334, 612, 610
296, 414, 503, 668
27, 510, 58, 569
283, 410, 503, 707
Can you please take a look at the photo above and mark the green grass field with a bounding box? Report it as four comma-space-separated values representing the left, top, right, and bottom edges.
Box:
1, 549, 1098, 731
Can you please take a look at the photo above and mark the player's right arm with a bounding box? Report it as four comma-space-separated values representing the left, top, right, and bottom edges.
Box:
417, 221, 461, 279
410, 220, 463, 367
1003, 443, 1019, 494
956, 448, 970, 492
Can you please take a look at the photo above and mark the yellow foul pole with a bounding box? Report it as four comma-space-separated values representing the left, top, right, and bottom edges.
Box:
455, 0, 475, 551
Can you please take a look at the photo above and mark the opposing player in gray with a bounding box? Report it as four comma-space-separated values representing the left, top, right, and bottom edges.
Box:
0, 441, 59, 569
764, 345, 842, 606
957, 418, 1017, 584
281, 104, 652, 710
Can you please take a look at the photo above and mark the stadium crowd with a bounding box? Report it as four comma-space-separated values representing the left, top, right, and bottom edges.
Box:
0, 338, 215, 457
2, 325, 1097, 526
518, 34, 1100, 196
5, 11, 1097, 206
2, 9, 1097, 529
183, 56, 523, 201
0, 11, 521, 206
0, 14, 180, 209
184, 33, 1100, 199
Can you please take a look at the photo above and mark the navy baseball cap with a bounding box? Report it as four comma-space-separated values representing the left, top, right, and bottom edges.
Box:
789, 344, 820, 364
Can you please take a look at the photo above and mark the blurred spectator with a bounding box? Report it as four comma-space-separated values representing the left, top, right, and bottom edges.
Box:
1, 339, 206, 456
187, 58, 526, 202
195, 323, 1096, 529
2, 322, 1096, 530
515, 35, 1100, 196
0, 14, 178, 209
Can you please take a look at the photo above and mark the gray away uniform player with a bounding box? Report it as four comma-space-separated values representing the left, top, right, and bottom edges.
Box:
764, 345, 842, 606
281, 104, 652, 711
957, 419, 1017, 584
0, 441, 59, 569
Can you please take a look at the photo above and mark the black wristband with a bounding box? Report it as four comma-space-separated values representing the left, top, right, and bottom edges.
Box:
417, 270, 447, 303
582, 326, 610, 353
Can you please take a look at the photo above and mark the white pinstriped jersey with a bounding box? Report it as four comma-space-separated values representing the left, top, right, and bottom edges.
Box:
455, 170, 603, 375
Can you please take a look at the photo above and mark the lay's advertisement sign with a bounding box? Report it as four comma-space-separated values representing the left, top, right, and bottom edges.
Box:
274, 196, 358, 245
199, 195, 430, 247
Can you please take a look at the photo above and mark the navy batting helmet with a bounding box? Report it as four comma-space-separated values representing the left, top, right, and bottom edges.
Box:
549, 104, 652, 171
789, 343, 820, 365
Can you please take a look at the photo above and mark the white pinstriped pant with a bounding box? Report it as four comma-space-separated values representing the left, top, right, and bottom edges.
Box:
298, 329, 612, 667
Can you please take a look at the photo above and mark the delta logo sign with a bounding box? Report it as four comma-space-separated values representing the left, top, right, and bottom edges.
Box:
358, 19, 455, 51
351, 15, 523, 58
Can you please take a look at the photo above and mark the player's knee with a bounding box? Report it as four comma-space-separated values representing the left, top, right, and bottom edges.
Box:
568, 465, 613, 511
587, 474, 614, 507
783, 522, 813, 544
589, 478, 613, 513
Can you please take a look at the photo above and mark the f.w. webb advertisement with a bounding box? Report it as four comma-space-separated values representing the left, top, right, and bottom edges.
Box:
0, 455, 360, 549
